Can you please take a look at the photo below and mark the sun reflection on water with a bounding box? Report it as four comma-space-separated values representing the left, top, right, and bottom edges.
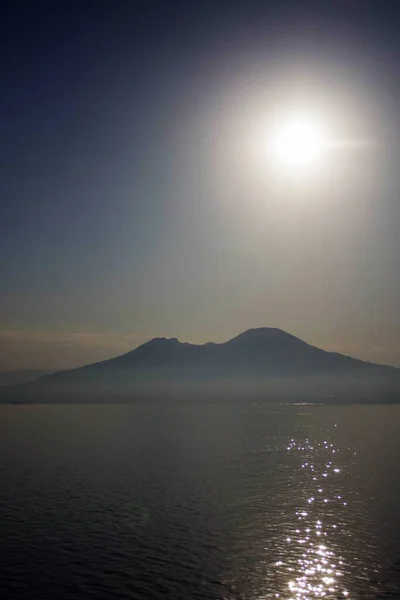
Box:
269, 436, 351, 600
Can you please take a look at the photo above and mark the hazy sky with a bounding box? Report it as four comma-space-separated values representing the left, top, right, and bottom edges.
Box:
1, 0, 400, 370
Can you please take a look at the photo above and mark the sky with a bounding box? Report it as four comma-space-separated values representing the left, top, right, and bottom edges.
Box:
1, 0, 400, 370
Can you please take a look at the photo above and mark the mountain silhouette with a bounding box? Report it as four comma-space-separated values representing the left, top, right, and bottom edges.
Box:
1, 328, 399, 403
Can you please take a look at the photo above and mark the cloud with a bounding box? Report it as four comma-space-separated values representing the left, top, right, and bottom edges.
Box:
0, 330, 145, 371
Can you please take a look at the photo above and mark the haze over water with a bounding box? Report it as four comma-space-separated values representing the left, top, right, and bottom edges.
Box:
1, 401, 399, 600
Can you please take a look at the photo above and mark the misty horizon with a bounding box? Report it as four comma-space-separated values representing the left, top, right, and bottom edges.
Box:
1, 325, 399, 372
1, 328, 398, 405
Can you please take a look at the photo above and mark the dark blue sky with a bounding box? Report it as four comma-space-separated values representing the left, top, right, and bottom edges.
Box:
1, 0, 400, 369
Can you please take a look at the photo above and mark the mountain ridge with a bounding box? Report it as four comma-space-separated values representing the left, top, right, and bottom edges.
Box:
1, 328, 399, 403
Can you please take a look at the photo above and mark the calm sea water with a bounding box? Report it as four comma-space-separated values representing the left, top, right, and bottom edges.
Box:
0, 402, 399, 600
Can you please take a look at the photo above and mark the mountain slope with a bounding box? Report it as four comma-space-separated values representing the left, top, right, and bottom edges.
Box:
0, 370, 49, 386
1, 328, 399, 402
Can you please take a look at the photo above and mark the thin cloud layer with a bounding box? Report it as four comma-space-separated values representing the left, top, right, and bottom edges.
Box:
0, 330, 145, 371
321, 342, 400, 369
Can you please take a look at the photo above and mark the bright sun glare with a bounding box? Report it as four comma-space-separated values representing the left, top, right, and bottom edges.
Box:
271, 113, 326, 171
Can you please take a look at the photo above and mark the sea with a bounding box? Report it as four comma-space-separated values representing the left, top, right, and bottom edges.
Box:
0, 401, 399, 600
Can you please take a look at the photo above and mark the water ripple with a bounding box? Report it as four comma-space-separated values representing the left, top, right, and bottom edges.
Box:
269, 436, 351, 599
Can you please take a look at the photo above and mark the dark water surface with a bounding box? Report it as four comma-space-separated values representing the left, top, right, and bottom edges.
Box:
0, 402, 399, 599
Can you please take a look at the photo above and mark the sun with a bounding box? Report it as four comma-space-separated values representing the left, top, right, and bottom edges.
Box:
270, 113, 326, 170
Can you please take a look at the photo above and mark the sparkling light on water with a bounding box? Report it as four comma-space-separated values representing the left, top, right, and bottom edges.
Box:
266, 437, 351, 600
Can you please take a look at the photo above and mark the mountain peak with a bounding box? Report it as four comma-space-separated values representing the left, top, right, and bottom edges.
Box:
144, 337, 181, 346
228, 327, 296, 344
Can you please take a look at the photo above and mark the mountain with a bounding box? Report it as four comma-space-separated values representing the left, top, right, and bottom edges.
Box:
1, 328, 399, 403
